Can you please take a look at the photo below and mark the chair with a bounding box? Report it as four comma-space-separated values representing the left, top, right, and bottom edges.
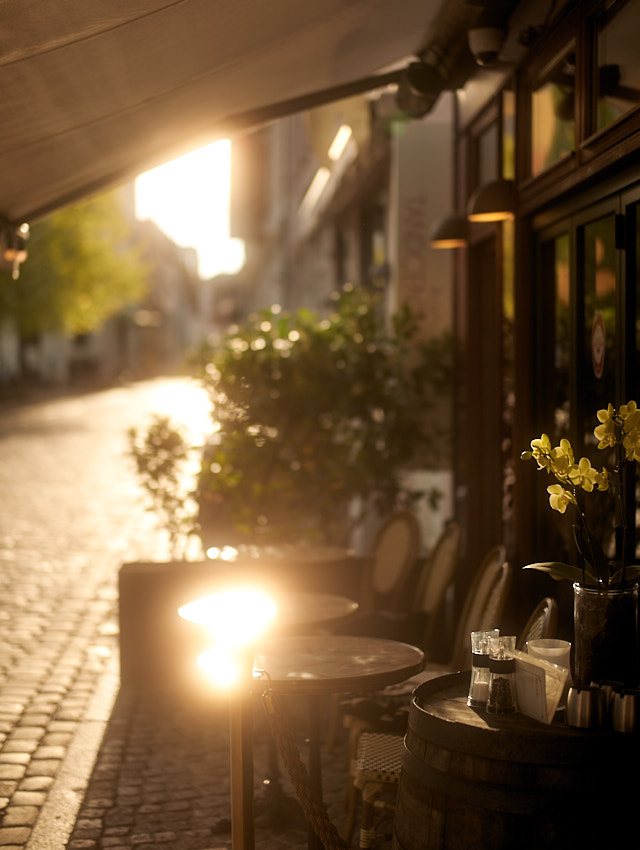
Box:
335, 522, 459, 836
332, 521, 460, 739
352, 732, 404, 849
358, 509, 422, 614
517, 596, 558, 648
345, 547, 512, 847
332, 519, 460, 646
412, 520, 462, 650
448, 543, 510, 670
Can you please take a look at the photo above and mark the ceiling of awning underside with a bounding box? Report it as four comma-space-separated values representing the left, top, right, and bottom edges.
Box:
0, 0, 479, 225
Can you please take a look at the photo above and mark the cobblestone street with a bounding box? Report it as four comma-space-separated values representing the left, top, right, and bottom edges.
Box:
0, 378, 360, 850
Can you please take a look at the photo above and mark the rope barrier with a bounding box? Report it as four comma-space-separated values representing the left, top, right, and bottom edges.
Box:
262, 687, 349, 850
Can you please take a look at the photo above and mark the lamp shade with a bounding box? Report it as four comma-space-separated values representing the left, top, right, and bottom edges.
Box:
467, 178, 515, 222
428, 212, 468, 248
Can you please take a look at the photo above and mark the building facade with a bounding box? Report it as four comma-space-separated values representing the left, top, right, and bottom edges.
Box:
226, 0, 640, 636
450, 0, 640, 632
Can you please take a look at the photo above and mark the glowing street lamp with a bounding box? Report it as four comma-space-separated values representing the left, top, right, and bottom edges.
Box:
179, 587, 277, 850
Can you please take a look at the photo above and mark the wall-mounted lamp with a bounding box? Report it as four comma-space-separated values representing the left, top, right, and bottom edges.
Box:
1, 221, 30, 279
428, 212, 468, 249
467, 178, 515, 222
396, 60, 445, 119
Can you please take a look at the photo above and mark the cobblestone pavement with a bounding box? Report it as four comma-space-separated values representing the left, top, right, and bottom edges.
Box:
0, 379, 386, 850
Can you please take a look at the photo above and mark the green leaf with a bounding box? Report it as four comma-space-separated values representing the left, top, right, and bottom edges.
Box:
609, 564, 640, 586
523, 561, 595, 583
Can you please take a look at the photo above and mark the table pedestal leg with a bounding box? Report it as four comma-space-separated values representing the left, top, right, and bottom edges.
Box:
307, 697, 323, 850
229, 689, 255, 850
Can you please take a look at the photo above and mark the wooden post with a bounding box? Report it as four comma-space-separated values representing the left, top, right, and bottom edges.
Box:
229, 652, 256, 850
229, 691, 254, 850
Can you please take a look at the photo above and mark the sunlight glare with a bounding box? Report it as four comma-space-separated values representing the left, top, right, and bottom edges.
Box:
151, 380, 213, 441
135, 140, 245, 279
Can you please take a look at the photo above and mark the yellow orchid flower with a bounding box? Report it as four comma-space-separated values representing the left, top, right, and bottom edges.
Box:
567, 457, 600, 492
523, 400, 639, 588
619, 400, 638, 420
594, 404, 617, 448
547, 484, 575, 514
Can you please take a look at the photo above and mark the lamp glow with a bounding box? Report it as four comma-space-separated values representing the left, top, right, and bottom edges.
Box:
467, 178, 516, 222
179, 588, 277, 646
197, 645, 246, 688
428, 212, 468, 248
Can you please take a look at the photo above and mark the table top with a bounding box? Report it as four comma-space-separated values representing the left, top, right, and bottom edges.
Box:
267, 591, 359, 630
253, 634, 425, 695
179, 590, 358, 631
209, 543, 361, 564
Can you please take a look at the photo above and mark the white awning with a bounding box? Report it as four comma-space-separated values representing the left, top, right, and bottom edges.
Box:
0, 0, 453, 224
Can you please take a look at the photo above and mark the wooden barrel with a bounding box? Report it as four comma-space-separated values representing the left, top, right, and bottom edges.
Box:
393, 672, 640, 849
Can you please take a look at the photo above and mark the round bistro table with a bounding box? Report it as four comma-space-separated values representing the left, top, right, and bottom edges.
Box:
228, 635, 425, 850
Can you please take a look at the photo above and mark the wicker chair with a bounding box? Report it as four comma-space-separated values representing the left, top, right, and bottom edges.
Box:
518, 596, 558, 648
358, 509, 422, 615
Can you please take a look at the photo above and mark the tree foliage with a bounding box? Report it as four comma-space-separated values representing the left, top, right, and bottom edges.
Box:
0, 191, 148, 337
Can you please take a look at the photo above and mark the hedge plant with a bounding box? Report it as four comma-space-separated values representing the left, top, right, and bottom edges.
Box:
129, 283, 452, 553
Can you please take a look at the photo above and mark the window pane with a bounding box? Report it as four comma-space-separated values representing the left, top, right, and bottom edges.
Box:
582, 215, 617, 554
597, 1, 640, 131
478, 122, 499, 186
553, 233, 571, 440
634, 206, 640, 561
636, 207, 640, 381
531, 48, 576, 176
502, 90, 516, 181
583, 216, 617, 417
536, 231, 572, 561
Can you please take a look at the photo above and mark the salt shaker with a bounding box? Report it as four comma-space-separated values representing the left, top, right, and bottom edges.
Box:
486, 635, 518, 714
467, 629, 499, 708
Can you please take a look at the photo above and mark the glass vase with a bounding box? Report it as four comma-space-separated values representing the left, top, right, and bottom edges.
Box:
573, 582, 639, 688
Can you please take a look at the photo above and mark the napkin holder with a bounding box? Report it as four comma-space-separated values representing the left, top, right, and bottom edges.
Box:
514, 649, 569, 724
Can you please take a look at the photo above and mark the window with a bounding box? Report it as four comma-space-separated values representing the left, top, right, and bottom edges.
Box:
531, 45, 576, 177
596, 0, 640, 132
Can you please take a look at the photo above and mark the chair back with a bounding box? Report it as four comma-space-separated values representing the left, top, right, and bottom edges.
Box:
517, 597, 558, 649
365, 509, 421, 613
413, 521, 461, 648
449, 545, 511, 670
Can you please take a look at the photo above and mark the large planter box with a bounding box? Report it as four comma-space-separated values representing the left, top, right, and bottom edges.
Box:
118, 551, 366, 691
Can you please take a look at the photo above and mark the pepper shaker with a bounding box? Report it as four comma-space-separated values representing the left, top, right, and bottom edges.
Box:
486, 635, 518, 714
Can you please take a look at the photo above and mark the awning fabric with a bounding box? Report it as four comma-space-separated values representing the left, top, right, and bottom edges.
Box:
0, 0, 445, 224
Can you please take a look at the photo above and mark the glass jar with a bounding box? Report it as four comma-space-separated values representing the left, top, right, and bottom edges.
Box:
573, 582, 639, 688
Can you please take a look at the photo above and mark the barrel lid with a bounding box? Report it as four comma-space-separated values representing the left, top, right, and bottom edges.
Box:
409, 671, 640, 765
